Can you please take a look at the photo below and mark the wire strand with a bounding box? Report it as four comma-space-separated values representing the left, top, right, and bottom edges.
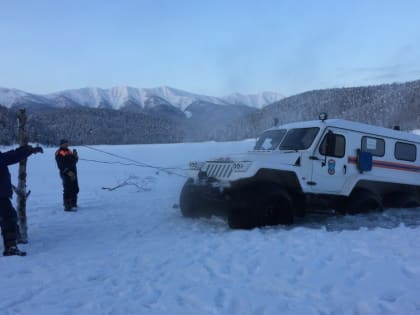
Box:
80, 145, 188, 178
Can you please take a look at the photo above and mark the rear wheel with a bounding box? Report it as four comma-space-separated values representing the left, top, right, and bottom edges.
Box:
384, 191, 420, 208
342, 189, 383, 214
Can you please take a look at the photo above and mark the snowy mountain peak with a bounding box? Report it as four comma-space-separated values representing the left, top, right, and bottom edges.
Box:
222, 91, 285, 109
0, 87, 52, 107
0, 87, 35, 107
0, 86, 284, 111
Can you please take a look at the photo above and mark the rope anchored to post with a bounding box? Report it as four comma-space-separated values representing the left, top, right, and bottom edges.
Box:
80, 145, 189, 178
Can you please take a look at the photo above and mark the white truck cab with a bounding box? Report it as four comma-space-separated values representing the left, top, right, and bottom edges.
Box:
180, 114, 420, 229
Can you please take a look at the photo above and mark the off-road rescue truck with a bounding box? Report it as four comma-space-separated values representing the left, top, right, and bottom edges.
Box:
180, 114, 420, 229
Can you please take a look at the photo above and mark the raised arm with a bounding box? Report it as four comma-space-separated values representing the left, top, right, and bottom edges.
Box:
0, 146, 33, 167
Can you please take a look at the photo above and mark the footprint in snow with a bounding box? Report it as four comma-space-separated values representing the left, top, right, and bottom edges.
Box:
141, 288, 162, 307
214, 288, 226, 309
379, 294, 397, 303
400, 266, 417, 278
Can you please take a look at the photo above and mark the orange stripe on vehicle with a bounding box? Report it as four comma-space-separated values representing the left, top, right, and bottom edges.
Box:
348, 156, 420, 173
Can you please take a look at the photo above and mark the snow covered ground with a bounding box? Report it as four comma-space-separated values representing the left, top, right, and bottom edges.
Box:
1, 140, 420, 315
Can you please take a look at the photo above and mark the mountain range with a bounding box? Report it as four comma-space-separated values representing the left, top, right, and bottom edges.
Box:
0, 86, 284, 112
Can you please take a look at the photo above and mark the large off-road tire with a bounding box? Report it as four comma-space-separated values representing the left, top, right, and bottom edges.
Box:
228, 207, 256, 230
383, 191, 420, 209
263, 191, 295, 225
258, 190, 294, 226
179, 179, 200, 218
402, 197, 420, 208
228, 188, 294, 229
343, 189, 383, 214
291, 192, 306, 218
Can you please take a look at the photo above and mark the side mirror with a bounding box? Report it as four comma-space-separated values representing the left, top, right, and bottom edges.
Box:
325, 131, 336, 156
357, 150, 373, 173
319, 131, 336, 167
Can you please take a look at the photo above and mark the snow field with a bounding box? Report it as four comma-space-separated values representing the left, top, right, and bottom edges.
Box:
1, 140, 420, 315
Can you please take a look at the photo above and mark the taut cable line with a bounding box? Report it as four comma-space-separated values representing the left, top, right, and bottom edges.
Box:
80, 145, 188, 178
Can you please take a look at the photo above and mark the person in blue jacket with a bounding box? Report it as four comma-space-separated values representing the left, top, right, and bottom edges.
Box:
0, 145, 43, 256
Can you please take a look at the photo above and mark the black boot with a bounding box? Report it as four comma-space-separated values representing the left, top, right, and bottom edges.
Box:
64, 199, 75, 211
3, 246, 26, 256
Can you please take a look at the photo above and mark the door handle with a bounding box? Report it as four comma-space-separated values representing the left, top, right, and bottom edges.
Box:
343, 165, 347, 174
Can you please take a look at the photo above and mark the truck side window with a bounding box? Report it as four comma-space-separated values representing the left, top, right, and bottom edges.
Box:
361, 136, 385, 157
395, 142, 417, 162
319, 133, 345, 157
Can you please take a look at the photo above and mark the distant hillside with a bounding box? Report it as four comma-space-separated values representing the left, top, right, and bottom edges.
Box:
0, 107, 184, 146
0, 106, 17, 145
230, 80, 420, 139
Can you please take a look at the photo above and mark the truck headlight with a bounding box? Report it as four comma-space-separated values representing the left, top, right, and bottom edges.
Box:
189, 161, 204, 170
232, 161, 252, 172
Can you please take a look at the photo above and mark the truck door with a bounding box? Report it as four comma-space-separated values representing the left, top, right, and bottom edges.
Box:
310, 129, 348, 193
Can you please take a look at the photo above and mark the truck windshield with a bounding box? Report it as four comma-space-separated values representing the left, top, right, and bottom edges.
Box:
279, 127, 320, 150
254, 129, 287, 150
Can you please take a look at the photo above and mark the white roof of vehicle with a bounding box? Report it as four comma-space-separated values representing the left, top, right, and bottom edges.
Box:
270, 119, 420, 144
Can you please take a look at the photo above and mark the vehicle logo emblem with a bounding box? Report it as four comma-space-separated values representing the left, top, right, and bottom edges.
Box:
328, 159, 336, 175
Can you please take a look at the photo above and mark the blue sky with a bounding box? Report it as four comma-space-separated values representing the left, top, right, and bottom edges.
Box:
1, 0, 420, 96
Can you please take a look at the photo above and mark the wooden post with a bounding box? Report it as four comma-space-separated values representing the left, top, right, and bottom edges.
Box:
16, 109, 30, 243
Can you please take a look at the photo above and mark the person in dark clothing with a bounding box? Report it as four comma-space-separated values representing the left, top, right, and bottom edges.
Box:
55, 139, 79, 211
0, 145, 43, 256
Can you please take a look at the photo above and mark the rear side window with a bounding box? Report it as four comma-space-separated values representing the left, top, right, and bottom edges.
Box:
395, 142, 417, 162
319, 133, 346, 158
361, 136, 385, 157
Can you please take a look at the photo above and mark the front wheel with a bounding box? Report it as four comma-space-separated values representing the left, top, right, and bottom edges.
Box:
179, 179, 199, 218
228, 206, 256, 229
228, 188, 294, 229
258, 190, 294, 226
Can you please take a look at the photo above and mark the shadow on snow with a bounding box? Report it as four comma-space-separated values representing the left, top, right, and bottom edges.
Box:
292, 207, 420, 232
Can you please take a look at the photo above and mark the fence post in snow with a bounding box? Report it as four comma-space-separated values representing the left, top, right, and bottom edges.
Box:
16, 108, 30, 243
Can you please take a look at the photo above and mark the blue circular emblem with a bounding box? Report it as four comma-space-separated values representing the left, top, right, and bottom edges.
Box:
328, 159, 336, 175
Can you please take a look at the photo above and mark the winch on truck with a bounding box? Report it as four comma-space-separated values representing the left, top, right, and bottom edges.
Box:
179, 114, 420, 229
